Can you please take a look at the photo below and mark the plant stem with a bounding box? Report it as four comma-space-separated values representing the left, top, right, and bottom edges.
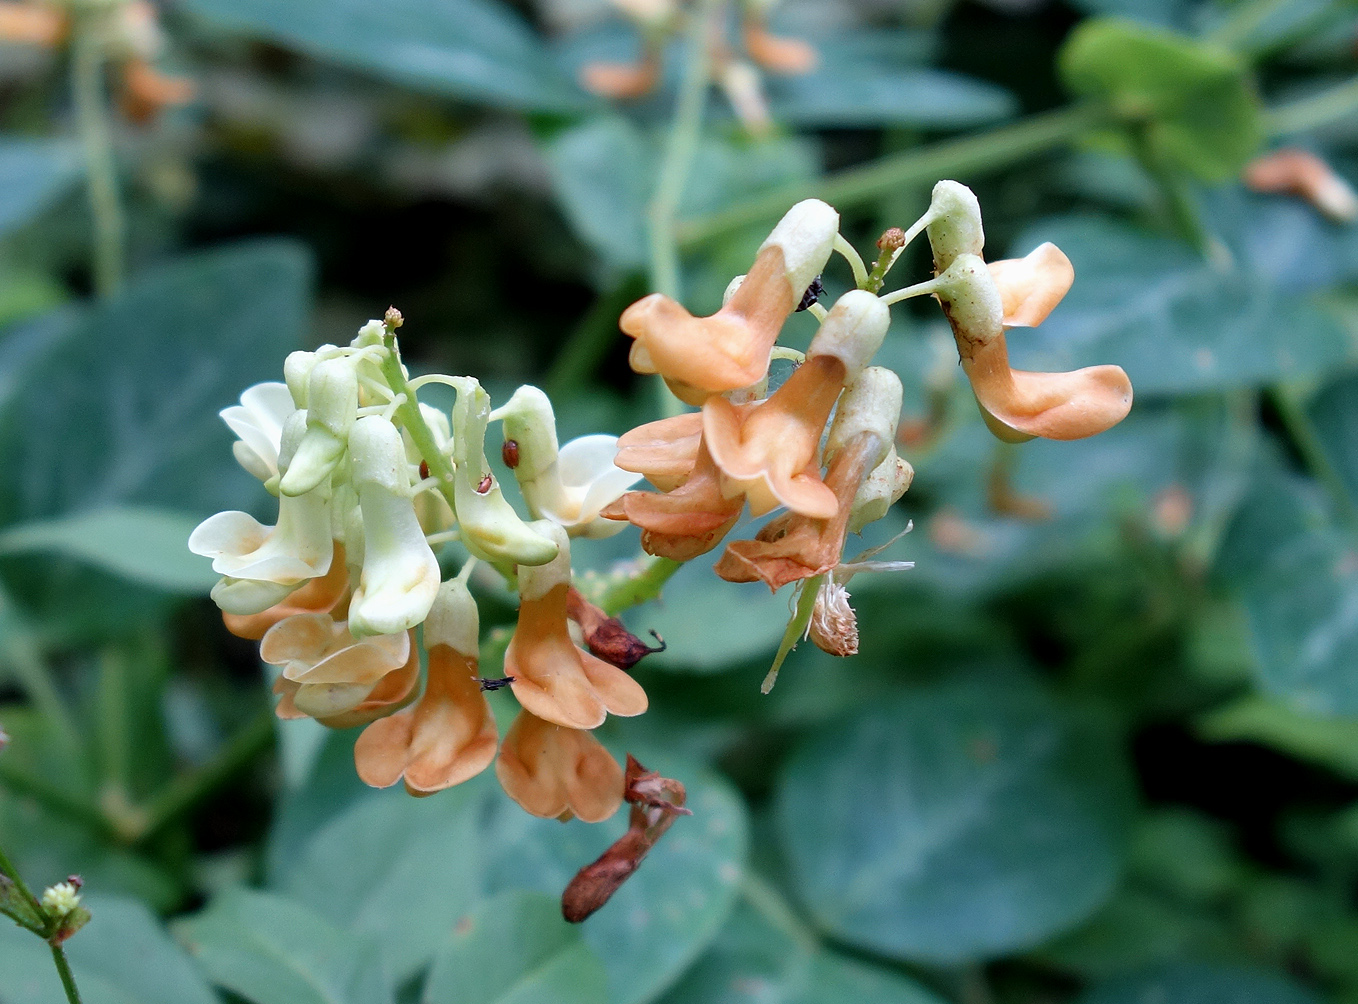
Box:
134, 707, 274, 845
648, 0, 722, 299
0, 760, 115, 839
544, 274, 647, 397
1268, 384, 1358, 528
1265, 74, 1358, 137
70, 13, 125, 299
0, 841, 43, 924
50, 943, 83, 1004
678, 102, 1108, 248
0, 586, 80, 752
1205, 0, 1293, 51
596, 556, 683, 616
377, 335, 460, 519
740, 872, 819, 954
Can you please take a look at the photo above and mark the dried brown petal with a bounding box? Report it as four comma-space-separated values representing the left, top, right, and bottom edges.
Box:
566, 587, 665, 670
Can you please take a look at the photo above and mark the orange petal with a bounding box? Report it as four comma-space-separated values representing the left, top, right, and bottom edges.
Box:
580, 56, 661, 100
354, 645, 498, 793
610, 438, 744, 559
313, 642, 420, 729
620, 245, 795, 399
987, 243, 1074, 329
223, 541, 349, 640
1244, 147, 1358, 223
742, 22, 817, 74
964, 337, 1133, 441
615, 412, 704, 492
507, 583, 647, 730
120, 59, 195, 125
495, 711, 624, 823
702, 355, 845, 518
0, 3, 65, 46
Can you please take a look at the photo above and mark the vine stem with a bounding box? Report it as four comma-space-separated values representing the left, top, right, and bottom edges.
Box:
1265, 74, 1358, 138
1268, 384, 1358, 529
70, 12, 125, 299
1204, 0, 1293, 51
50, 944, 83, 1004
677, 102, 1108, 248
377, 332, 460, 520
0, 842, 83, 1003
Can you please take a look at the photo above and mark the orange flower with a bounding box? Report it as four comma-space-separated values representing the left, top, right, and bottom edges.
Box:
1244, 147, 1358, 223
354, 579, 497, 795
603, 437, 744, 560
741, 22, 817, 74
120, 57, 195, 124
495, 710, 624, 823
580, 54, 661, 100
613, 411, 703, 493
621, 200, 838, 404
703, 289, 890, 519
506, 522, 648, 729
221, 541, 349, 641
0, 1, 65, 46
271, 631, 419, 730
987, 242, 1074, 329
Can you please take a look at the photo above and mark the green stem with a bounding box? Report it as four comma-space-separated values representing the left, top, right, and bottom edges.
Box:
677, 102, 1109, 248
377, 335, 460, 519
648, 0, 722, 299
0, 586, 80, 752
134, 707, 274, 845
71, 14, 125, 299
0, 760, 115, 840
0, 840, 44, 927
50, 942, 83, 1004
544, 274, 647, 397
1268, 384, 1358, 528
1205, 0, 1293, 51
740, 872, 819, 954
598, 556, 682, 617
1265, 74, 1358, 138
1131, 125, 1213, 258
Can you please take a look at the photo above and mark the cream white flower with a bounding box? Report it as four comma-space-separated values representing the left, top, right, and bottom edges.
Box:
492, 386, 640, 539
280, 355, 359, 497
346, 415, 441, 637
221, 381, 296, 483
261, 612, 412, 719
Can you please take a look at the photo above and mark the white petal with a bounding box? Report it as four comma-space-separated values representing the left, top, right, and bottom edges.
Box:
211, 577, 299, 615
189, 511, 271, 559
232, 440, 275, 482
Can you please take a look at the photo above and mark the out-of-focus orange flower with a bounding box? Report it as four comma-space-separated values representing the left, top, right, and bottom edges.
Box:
1244, 147, 1358, 223
506, 522, 648, 730
495, 710, 624, 823
580, 54, 661, 100
120, 56, 194, 124
0, 1, 65, 46
222, 541, 349, 640
741, 21, 817, 74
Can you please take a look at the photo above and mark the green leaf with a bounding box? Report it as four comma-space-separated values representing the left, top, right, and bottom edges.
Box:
658, 901, 948, 1004
1198, 694, 1358, 779
279, 781, 484, 983
0, 507, 217, 593
1059, 18, 1262, 180
0, 894, 218, 1004
182, 0, 587, 113
1309, 369, 1358, 500
1076, 963, 1321, 1004
0, 240, 312, 526
1215, 466, 1358, 715
0, 139, 81, 237
770, 68, 1015, 130
775, 675, 1135, 963
1006, 215, 1351, 395
424, 891, 608, 1004
179, 887, 393, 1004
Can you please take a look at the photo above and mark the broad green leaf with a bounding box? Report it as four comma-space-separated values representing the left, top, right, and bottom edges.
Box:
0, 895, 217, 1004
1198, 694, 1358, 779
0, 240, 312, 525
1215, 466, 1358, 715
1076, 963, 1321, 1004
182, 0, 587, 113
179, 887, 393, 1004
0, 507, 216, 593
775, 675, 1135, 963
280, 782, 484, 983
423, 891, 607, 1004
1006, 216, 1351, 395
658, 901, 948, 1004
1059, 19, 1262, 180
0, 139, 81, 237
1309, 369, 1358, 500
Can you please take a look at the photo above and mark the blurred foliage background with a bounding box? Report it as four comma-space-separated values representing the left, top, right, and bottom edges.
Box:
4, 0, 1358, 1001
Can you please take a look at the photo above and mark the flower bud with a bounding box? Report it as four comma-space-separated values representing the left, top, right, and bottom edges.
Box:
346, 416, 440, 637
210, 576, 301, 616
926, 180, 984, 272
806, 289, 890, 380
826, 366, 903, 472
847, 448, 914, 534
449, 378, 560, 566
283, 350, 317, 407
423, 576, 479, 659
760, 198, 839, 302
280, 356, 359, 497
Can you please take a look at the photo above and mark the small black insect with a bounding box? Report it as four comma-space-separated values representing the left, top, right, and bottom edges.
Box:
477, 676, 515, 692
795, 275, 825, 312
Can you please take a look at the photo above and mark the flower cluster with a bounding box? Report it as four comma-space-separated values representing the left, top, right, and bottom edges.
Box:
190, 180, 1131, 835
0, 0, 193, 122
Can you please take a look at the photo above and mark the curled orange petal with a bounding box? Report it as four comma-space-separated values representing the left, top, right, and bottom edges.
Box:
605, 438, 744, 560
120, 58, 195, 124
614, 411, 704, 492
580, 53, 661, 100
495, 710, 624, 823
987, 242, 1074, 329
354, 644, 498, 795
742, 22, 817, 74
1244, 147, 1358, 223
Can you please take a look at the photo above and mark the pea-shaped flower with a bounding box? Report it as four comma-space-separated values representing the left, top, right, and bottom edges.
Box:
704, 288, 890, 519
492, 385, 640, 539
221, 541, 350, 641
354, 577, 499, 795
495, 710, 624, 823
621, 199, 839, 404
221, 381, 296, 483
506, 522, 647, 730
279, 355, 359, 497
190, 412, 334, 615
346, 415, 441, 637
